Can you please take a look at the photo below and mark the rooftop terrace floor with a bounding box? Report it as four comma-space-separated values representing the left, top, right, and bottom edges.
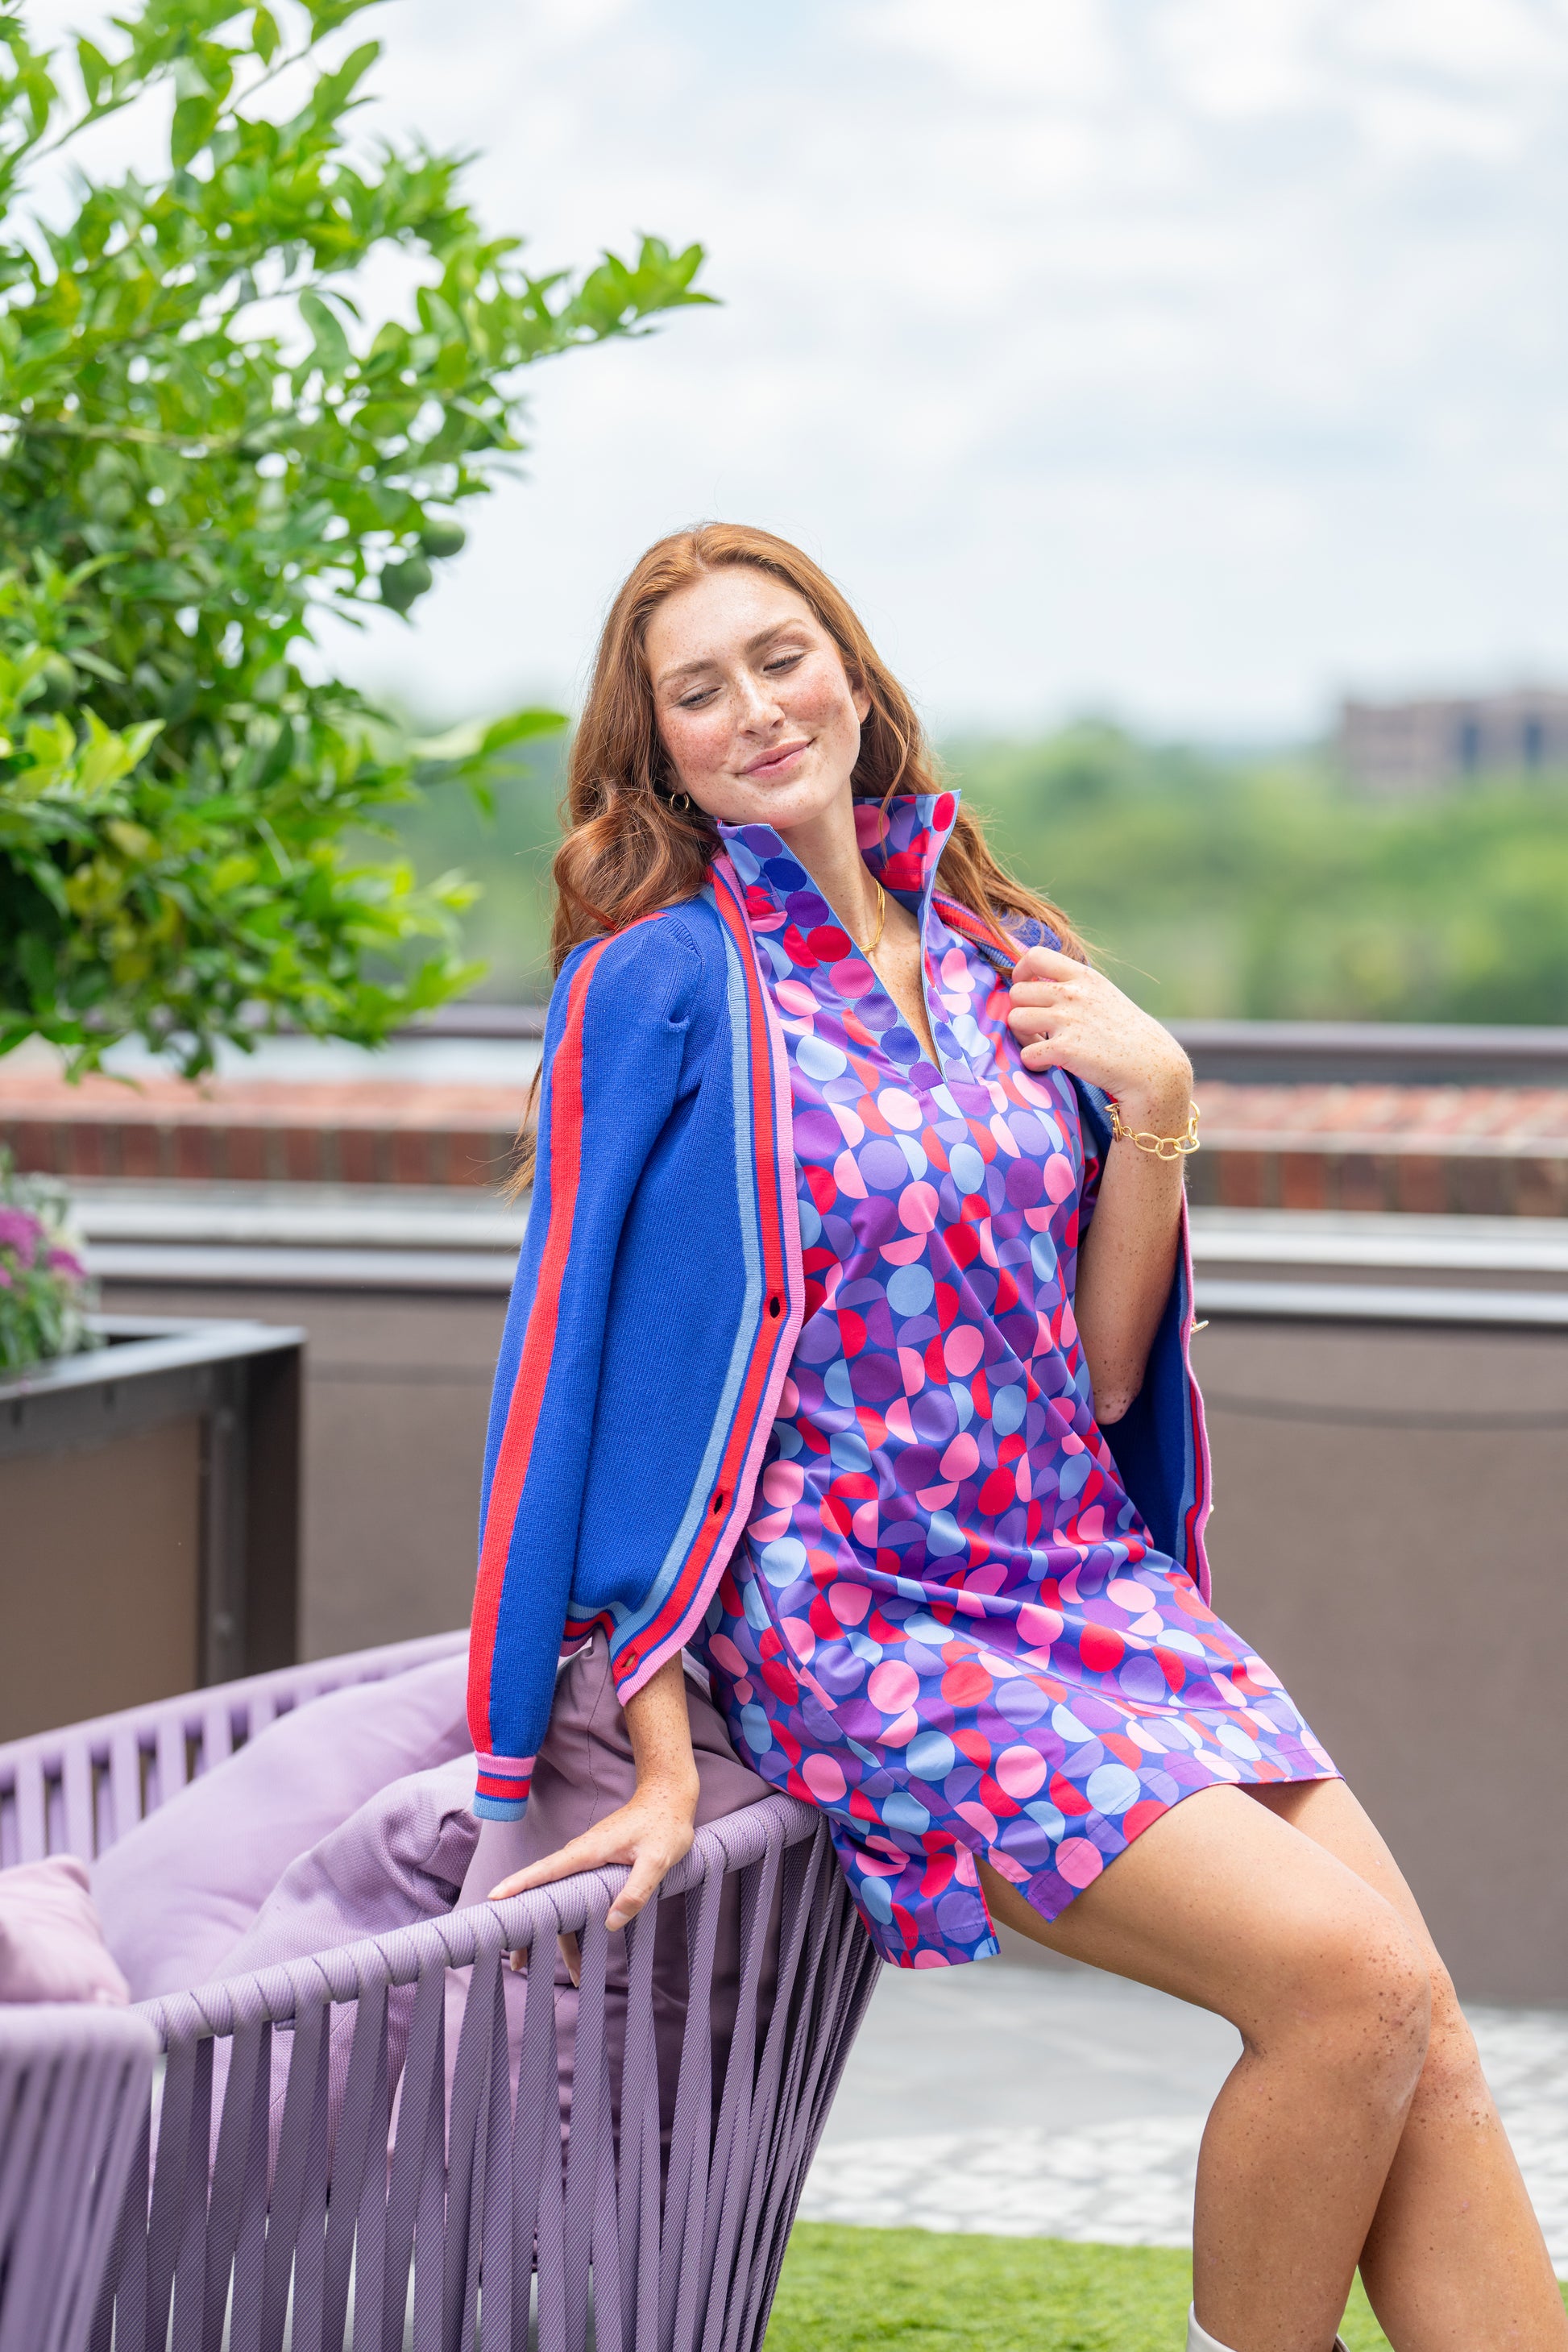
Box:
810, 1956, 1568, 2269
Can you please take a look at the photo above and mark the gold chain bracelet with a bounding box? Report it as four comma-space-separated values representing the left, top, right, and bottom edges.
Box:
1106, 1098, 1201, 1161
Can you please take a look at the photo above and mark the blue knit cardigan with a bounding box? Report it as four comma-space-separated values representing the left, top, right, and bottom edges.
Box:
467, 854, 1212, 1821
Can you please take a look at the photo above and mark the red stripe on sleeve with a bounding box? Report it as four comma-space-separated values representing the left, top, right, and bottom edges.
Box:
467, 941, 607, 1753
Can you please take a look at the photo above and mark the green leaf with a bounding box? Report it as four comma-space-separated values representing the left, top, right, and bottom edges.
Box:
299, 287, 352, 377
76, 37, 110, 106
305, 37, 379, 125
170, 93, 219, 168
0, 0, 716, 1072
305, 0, 384, 32
479, 707, 566, 755
412, 706, 565, 763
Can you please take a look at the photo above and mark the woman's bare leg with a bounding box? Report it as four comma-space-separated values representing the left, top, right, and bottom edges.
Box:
977, 1782, 1433, 2352
1246, 1779, 1567, 2352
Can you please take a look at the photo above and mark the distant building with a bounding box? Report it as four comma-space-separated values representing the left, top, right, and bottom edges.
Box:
1336, 687, 1568, 792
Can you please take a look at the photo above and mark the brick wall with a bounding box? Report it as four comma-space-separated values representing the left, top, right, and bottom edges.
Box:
2, 1065, 1566, 1212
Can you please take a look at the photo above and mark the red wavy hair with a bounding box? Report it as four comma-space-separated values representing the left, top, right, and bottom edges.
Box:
512, 524, 1082, 1184
548, 521, 1082, 970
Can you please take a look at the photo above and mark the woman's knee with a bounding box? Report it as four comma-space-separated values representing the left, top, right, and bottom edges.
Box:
1253, 1889, 1432, 2104
1409, 1959, 1489, 2116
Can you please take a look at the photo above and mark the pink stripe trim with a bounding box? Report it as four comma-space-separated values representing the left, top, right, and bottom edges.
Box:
1176, 1193, 1213, 1599
611, 859, 806, 1700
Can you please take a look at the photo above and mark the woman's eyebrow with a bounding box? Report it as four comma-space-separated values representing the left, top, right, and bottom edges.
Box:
655, 623, 804, 691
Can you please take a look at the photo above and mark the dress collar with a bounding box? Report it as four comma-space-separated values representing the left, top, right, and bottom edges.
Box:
717, 790, 960, 921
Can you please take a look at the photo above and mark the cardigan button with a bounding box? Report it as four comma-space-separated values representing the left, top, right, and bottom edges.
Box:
767, 1294, 782, 1318
711, 1491, 726, 1516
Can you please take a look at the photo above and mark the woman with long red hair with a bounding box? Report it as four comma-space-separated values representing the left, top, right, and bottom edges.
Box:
467, 524, 1562, 2352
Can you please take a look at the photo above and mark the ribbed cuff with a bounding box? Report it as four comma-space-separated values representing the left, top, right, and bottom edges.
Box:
473, 1753, 533, 1820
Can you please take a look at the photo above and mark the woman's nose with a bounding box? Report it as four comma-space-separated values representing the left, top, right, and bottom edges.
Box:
734, 671, 782, 729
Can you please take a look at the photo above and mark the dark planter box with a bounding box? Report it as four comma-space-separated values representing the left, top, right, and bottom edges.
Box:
0, 1314, 303, 1740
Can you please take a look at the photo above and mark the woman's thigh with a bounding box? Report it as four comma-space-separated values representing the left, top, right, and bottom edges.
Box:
1242, 1777, 1453, 1988
976, 1782, 1428, 2046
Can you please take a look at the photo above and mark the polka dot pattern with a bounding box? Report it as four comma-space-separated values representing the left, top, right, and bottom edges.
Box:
693, 795, 1336, 1968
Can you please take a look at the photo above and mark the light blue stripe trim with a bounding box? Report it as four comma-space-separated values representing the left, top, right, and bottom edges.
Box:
473, 1794, 528, 1822
605, 888, 765, 1653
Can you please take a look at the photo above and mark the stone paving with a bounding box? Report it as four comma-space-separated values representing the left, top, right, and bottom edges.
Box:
803, 1960, 1568, 2271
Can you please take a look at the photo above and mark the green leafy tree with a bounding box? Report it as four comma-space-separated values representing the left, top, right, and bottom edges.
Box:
0, 0, 709, 1072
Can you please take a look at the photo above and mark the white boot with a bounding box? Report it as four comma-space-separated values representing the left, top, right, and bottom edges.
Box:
1187, 2308, 1348, 2352
1187, 2312, 1232, 2352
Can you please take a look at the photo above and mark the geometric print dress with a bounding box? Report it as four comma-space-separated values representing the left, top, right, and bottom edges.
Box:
690, 790, 1336, 1968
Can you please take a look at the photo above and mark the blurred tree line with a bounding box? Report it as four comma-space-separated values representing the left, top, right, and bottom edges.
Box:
395, 722, 1568, 1025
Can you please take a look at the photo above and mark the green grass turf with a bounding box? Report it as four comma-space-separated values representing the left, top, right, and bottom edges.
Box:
766, 2225, 1404, 2350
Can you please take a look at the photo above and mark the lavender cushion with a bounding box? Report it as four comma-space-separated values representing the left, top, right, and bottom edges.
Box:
87, 1632, 771, 2169
205, 1753, 482, 2159
93, 1653, 469, 1999
214, 1753, 479, 1982
0, 1857, 131, 2007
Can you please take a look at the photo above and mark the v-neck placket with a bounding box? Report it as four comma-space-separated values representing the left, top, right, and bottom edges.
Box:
719, 790, 977, 1098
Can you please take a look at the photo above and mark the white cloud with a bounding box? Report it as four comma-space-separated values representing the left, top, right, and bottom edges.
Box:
1347, 0, 1568, 84
852, 0, 1124, 103
14, 0, 1568, 731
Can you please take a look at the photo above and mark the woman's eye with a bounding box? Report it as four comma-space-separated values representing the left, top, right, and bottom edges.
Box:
765, 651, 804, 674
677, 687, 716, 709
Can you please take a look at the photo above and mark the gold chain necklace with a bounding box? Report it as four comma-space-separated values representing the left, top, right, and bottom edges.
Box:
862, 881, 888, 963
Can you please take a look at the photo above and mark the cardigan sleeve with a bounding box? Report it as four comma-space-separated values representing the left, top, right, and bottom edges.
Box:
1073, 1076, 1211, 1596
467, 919, 699, 1820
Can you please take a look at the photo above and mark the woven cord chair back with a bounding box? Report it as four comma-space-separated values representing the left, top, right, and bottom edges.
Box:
100, 1794, 875, 2352
0, 1638, 880, 2352
0, 2004, 157, 2352
0, 1633, 467, 1869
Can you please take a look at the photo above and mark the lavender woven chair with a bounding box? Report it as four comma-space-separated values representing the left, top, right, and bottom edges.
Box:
0, 2003, 158, 2352
0, 1639, 880, 2352
0, 1632, 469, 1869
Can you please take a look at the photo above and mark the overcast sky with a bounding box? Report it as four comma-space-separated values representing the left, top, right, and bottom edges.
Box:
42, 0, 1568, 735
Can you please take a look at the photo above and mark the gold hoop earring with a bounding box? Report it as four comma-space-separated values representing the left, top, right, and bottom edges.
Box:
669, 791, 692, 815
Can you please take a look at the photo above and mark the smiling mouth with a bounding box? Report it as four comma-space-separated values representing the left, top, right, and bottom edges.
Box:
740, 740, 809, 778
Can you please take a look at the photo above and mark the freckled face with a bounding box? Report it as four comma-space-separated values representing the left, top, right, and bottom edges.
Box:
645, 568, 871, 831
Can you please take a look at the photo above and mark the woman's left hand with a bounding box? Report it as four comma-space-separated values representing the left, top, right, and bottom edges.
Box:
1006, 944, 1192, 1129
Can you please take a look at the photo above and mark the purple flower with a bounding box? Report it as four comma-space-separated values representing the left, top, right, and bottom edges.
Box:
47, 1247, 86, 1281
0, 1206, 42, 1256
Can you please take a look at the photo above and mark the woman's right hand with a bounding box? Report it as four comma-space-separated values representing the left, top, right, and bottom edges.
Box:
488, 1779, 699, 1980
487, 1650, 703, 1981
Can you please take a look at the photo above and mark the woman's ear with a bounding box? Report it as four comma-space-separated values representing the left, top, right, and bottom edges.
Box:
848, 668, 873, 725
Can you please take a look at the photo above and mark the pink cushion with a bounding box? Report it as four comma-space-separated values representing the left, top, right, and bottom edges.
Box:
93, 1654, 470, 1999
0, 1857, 130, 2007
